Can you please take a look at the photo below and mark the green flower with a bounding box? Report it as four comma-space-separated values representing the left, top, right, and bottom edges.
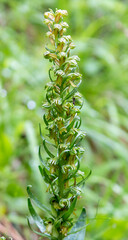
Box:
27, 8, 91, 240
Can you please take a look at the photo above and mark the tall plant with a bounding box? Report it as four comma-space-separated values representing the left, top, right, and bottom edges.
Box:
27, 9, 91, 240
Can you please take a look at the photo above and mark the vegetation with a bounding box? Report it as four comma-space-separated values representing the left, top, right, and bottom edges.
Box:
0, 0, 128, 239
27, 8, 90, 240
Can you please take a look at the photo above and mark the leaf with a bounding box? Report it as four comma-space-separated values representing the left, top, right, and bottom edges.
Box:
64, 157, 80, 182
70, 132, 86, 149
57, 149, 70, 164
62, 196, 77, 221
50, 177, 59, 196
66, 117, 77, 132
60, 86, 69, 98
64, 169, 92, 196
39, 166, 52, 184
39, 124, 56, 147
39, 165, 50, 183
39, 124, 55, 158
28, 198, 45, 233
43, 114, 48, 126
39, 145, 49, 170
63, 88, 78, 102
77, 169, 92, 187
69, 80, 77, 87
45, 46, 56, 53
64, 208, 86, 240
46, 93, 51, 103
75, 117, 81, 129
27, 185, 53, 217
27, 217, 52, 239
43, 139, 55, 158
49, 68, 55, 82
39, 123, 44, 141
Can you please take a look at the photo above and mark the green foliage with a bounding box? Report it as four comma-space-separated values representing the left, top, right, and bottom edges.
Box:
0, 133, 13, 168
0, 0, 128, 239
27, 9, 87, 239
65, 208, 86, 239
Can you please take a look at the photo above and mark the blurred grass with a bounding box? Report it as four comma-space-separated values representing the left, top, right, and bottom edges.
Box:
0, 0, 128, 239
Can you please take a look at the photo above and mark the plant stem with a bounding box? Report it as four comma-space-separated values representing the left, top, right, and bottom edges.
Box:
58, 165, 63, 197
27, 9, 88, 240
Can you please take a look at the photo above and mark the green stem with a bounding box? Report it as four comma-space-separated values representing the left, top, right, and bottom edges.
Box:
58, 233, 63, 240
58, 165, 63, 197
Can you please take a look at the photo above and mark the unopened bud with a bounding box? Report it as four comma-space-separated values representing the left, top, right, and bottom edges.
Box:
44, 11, 55, 21
46, 223, 53, 234
55, 9, 68, 23
44, 51, 50, 59
60, 22, 69, 28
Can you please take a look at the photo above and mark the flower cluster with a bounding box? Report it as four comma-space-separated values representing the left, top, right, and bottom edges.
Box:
27, 9, 91, 240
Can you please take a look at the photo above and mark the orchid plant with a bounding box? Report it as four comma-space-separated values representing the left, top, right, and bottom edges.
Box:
27, 8, 91, 240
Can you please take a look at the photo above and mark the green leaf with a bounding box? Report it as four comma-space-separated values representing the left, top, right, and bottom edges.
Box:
27, 217, 52, 239
66, 116, 77, 132
39, 165, 51, 183
49, 68, 55, 82
28, 198, 45, 233
39, 145, 49, 170
70, 131, 86, 149
62, 196, 77, 221
64, 208, 86, 240
46, 93, 51, 103
45, 46, 56, 53
64, 157, 80, 182
75, 117, 81, 129
60, 86, 69, 97
77, 169, 92, 187
51, 177, 59, 196
57, 149, 70, 164
43, 139, 55, 158
64, 87, 78, 102
43, 114, 48, 126
39, 124, 55, 158
39, 123, 56, 147
64, 169, 92, 196
27, 185, 53, 217
39, 123, 44, 141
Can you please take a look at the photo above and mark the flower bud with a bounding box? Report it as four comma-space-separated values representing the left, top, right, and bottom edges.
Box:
56, 70, 65, 76
46, 32, 55, 44
60, 22, 69, 28
69, 42, 76, 49
46, 222, 53, 234
58, 37, 67, 45
46, 31, 52, 37
64, 35, 72, 42
69, 59, 77, 67
44, 19, 53, 26
59, 198, 70, 208
44, 51, 50, 59
55, 9, 68, 23
44, 11, 55, 21
69, 55, 80, 62
53, 24, 62, 36
58, 51, 66, 59
61, 226, 68, 236
57, 37, 67, 51
53, 201, 61, 209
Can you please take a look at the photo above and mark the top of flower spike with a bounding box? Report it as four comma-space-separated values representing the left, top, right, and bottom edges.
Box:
44, 8, 68, 23
44, 8, 75, 58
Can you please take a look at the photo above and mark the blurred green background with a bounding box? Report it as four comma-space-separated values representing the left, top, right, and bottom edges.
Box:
0, 0, 128, 239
